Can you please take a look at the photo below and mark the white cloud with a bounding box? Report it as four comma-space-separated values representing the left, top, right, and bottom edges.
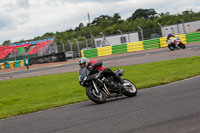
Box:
0, 12, 15, 30
0, 0, 200, 44
17, 0, 30, 8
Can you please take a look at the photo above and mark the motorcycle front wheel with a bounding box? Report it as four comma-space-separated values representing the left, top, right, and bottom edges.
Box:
179, 43, 186, 49
122, 79, 137, 97
86, 87, 106, 104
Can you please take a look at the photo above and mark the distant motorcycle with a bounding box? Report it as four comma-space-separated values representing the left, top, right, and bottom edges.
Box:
167, 36, 186, 50
79, 68, 137, 104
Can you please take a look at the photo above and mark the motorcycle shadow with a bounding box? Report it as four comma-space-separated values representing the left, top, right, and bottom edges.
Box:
85, 95, 138, 106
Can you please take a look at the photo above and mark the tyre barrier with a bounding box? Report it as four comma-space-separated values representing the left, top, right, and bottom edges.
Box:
29, 53, 66, 65
0, 53, 66, 70
0, 60, 25, 70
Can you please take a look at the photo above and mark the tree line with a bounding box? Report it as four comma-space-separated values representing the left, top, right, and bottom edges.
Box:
2, 8, 200, 46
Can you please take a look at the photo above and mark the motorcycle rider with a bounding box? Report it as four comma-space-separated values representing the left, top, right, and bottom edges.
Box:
167, 32, 176, 40
79, 57, 123, 88
166, 32, 178, 48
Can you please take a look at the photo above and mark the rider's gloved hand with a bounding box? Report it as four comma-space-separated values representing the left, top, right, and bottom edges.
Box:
88, 65, 95, 70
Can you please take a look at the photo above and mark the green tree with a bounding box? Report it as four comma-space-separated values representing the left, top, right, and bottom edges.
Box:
75, 23, 84, 31
5, 9, 200, 49
2, 40, 11, 46
128, 8, 157, 21
42, 32, 54, 39
112, 13, 121, 24
91, 15, 112, 26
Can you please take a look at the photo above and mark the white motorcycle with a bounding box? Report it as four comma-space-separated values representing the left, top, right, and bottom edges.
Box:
166, 37, 186, 51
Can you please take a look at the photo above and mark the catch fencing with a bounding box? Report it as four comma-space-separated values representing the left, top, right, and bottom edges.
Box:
62, 20, 200, 59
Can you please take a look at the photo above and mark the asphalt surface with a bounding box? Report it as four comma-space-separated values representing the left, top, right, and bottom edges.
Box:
0, 76, 200, 133
0, 43, 200, 80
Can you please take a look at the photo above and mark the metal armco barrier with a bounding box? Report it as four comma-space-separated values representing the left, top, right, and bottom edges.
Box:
127, 41, 144, 52
29, 53, 66, 65
143, 38, 160, 50
112, 44, 127, 54
97, 46, 112, 57
82, 49, 98, 58
186, 32, 200, 43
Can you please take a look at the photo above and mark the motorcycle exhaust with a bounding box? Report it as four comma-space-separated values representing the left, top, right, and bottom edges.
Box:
103, 84, 111, 96
103, 84, 119, 97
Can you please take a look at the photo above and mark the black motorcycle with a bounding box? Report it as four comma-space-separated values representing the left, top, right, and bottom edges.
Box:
79, 68, 137, 104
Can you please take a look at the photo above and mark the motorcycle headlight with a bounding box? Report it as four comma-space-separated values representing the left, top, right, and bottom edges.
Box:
79, 75, 82, 82
83, 76, 87, 81
80, 76, 87, 86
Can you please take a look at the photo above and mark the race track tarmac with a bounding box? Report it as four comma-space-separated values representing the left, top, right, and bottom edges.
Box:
1, 76, 200, 133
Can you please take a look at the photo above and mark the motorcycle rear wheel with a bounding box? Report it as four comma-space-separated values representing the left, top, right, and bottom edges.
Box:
168, 44, 174, 51
86, 87, 106, 104
122, 79, 137, 97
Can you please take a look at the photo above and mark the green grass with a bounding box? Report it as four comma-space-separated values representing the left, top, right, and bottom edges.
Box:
0, 55, 200, 119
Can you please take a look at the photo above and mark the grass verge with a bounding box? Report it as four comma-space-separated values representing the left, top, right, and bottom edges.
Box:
0, 55, 200, 119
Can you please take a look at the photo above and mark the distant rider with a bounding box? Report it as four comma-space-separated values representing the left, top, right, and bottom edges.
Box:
166, 33, 178, 48
167, 32, 176, 40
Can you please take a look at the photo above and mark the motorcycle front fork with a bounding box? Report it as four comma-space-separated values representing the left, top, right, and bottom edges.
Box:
92, 80, 100, 94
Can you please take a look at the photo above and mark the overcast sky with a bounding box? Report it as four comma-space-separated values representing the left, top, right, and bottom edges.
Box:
0, 0, 200, 45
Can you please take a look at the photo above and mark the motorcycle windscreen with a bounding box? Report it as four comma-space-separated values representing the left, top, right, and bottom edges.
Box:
79, 67, 90, 81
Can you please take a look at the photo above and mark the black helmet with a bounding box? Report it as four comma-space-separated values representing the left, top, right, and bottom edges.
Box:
79, 57, 90, 68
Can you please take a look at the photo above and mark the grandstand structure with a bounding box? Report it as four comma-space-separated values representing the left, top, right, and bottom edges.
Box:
0, 43, 31, 60
0, 38, 58, 63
